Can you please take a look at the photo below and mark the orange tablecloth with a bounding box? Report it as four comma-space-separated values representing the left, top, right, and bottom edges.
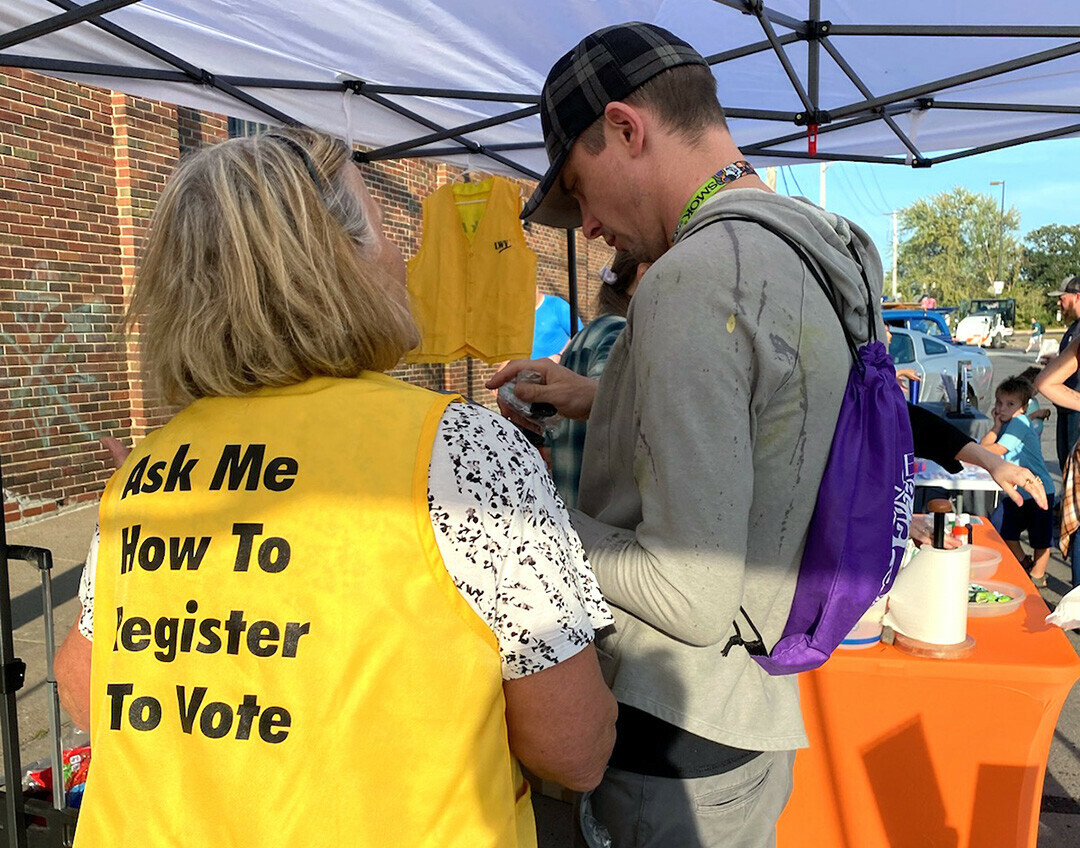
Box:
777, 523, 1080, 848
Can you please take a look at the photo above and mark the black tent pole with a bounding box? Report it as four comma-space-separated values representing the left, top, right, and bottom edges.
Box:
0, 455, 29, 848
566, 230, 579, 337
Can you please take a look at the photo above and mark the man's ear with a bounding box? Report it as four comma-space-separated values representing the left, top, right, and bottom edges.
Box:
603, 101, 646, 157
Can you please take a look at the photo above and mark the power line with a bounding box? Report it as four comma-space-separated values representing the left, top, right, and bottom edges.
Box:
833, 166, 870, 217
869, 168, 894, 213
835, 165, 880, 219
853, 165, 889, 216
786, 165, 806, 197
838, 163, 888, 218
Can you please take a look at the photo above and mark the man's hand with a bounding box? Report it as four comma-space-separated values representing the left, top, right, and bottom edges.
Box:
487, 359, 599, 429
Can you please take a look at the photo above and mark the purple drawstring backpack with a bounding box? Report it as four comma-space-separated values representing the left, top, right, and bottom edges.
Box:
706, 216, 914, 675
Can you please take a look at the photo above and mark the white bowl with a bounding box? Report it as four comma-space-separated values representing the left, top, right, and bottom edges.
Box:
968, 545, 1001, 580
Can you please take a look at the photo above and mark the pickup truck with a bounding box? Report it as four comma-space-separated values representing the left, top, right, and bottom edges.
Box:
954, 311, 1011, 349
881, 307, 956, 342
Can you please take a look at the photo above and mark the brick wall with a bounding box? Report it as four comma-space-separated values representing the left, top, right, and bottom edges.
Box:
2, 69, 611, 525
2, 70, 125, 523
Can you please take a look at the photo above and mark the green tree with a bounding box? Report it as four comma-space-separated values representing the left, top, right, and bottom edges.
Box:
896, 187, 1022, 305
1022, 224, 1080, 292
1015, 224, 1080, 326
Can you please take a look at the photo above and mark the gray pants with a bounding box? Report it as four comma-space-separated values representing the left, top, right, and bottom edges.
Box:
579, 750, 796, 848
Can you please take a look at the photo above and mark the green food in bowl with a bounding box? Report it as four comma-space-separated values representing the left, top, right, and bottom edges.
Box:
969, 583, 1013, 604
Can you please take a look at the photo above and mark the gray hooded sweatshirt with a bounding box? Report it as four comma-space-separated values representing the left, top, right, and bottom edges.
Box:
571, 188, 885, 751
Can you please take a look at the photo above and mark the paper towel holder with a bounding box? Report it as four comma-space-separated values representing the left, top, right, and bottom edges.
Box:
893, 631, 975, 659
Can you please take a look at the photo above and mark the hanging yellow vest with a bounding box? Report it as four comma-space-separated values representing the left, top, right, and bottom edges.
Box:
77, 373, 536, 848
406, 176, 537, 364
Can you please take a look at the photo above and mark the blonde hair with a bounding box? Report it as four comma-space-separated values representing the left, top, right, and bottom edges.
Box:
130, 126, 418, 405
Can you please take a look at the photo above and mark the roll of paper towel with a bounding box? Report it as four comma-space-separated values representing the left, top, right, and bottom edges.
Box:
882, 544, 971, 645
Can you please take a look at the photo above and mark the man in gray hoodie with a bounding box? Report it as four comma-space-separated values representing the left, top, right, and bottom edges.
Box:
490, 21, 885, 848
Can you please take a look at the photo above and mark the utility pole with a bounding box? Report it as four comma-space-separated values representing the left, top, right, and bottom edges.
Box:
886, 211, 899, 301
990, 179, 1006, 284
819, 162, 834, 209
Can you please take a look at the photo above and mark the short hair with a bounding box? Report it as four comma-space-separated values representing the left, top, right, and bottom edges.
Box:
129, 127, 418, 406
597, 251, 640, 317
1018, 366, 1042, 385
578, 64, 728, 155
997, 376, 1034, 406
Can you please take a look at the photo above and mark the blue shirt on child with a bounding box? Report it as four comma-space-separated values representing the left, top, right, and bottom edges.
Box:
997, 412, 1053, 500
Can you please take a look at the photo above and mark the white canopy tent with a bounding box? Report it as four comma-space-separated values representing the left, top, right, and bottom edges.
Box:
5, 1, 1077, 330
1, 5, 1079, 841
3, 0, 1080, 182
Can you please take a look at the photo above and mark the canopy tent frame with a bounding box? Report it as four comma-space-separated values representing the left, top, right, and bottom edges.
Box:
3, 0, 1080, 368
4, 6, 1080, 840
4, 0, 1080, 175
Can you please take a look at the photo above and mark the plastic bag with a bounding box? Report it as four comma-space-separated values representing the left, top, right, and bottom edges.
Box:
1046, 585, 1080, 631
23, 744, 92, 809
496, 369, 562, 434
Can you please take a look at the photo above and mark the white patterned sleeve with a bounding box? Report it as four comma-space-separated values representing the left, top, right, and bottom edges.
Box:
428, 402, 612, 680
77, 524, 98, 639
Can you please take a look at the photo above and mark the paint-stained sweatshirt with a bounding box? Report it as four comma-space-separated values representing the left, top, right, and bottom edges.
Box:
572, 188, 885, 751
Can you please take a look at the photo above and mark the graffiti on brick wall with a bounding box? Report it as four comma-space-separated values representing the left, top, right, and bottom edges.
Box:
2, 266, 110, 448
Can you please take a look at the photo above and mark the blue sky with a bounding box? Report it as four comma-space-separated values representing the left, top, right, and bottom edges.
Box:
772, 136, 1080, 274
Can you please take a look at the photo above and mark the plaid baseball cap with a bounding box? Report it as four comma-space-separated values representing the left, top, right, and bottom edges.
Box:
522, 22, 709, 228
1048, 275, 1080, 297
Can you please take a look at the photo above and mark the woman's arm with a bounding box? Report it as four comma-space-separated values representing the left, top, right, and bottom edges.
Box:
55, 608, 91, 731
906, 404, 1046, 507
1035, 336, 1080, 409
955, 442, 1047, 509
503, 646, 617, 791
428, 404, 616, 790
907, 404, 969, 471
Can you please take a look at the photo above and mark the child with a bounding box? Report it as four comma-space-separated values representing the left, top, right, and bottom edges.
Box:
1017, 366, 1051, 439
1025, 318, 1045, 354
981, 376, 1055, 587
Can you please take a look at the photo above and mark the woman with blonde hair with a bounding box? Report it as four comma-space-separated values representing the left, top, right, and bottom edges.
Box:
55, 127, 615, 848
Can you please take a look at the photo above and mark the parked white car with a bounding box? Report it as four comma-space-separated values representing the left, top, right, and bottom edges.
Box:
954, 311, 1011, 349
888, 326, 993, 411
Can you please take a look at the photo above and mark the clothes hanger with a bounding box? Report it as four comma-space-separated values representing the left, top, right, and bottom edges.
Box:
453, 156, 495, 203
454, 155, 497, 185
452, 154, 477, 184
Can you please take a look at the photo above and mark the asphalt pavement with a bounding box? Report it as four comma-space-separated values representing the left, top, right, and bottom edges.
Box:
985, 336, 1080, 847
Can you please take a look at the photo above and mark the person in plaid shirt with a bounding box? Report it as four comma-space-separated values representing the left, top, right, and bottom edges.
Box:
548, 252, 647, 508
1035, 327, 1080, 590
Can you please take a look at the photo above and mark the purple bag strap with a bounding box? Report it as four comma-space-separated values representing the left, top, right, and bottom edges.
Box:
693, 214, 877, 658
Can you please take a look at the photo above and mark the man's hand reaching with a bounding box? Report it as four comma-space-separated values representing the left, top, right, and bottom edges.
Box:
487, 359, 599, 430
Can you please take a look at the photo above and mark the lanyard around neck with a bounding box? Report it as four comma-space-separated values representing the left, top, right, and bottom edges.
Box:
673, 160, 757, 241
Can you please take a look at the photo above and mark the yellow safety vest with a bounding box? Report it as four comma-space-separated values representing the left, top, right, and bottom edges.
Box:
406, 177, 537, 364
77, 373, 536, 848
